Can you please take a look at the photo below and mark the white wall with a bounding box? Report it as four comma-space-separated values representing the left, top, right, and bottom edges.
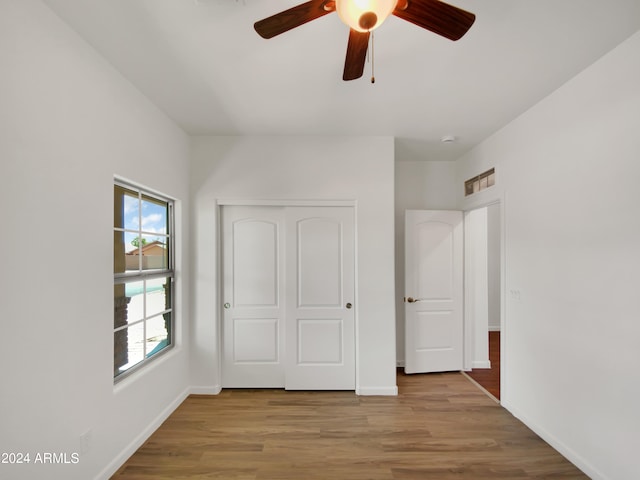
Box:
190, 135, 397, 395
457, 29, 640, 480
394, 160, 457, 364
0, 2, 190, 479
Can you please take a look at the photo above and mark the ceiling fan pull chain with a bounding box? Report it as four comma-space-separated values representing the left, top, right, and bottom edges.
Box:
370, 30, 375, 84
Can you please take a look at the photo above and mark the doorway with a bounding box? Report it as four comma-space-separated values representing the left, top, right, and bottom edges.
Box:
464, 202, 502, 400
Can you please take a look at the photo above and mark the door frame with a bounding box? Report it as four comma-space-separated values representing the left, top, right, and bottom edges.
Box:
462, 195, 506, 404
464, 206, 490, 371
216, 199, 358, 390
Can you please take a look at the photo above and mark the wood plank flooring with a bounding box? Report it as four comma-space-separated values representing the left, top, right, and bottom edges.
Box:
112, 371, 587, 479
467, 331, 501, 399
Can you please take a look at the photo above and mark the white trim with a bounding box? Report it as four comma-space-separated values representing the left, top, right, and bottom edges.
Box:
463, 208, 490, 372
113, 347, 180, 394
357, 386, 398, 396
500, 193, 507, 405
353, 202, 360, 395
96, 387, 190, 480
489, 325, 501, 332
503, 401, 604, 480
215, 203, 223, 390
190, 385, 222, 395
471, 360, 491, 369
217, 198, 356, 207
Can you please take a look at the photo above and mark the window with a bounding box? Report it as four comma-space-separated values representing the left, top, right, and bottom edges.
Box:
113, 181, 174, 380
464, 168, 495, 197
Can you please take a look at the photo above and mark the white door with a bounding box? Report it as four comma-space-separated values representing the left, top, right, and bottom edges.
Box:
221, 206, 285, 387
221, 205, 355, 390
404, 210, 463, 374
284, 207, 355, 390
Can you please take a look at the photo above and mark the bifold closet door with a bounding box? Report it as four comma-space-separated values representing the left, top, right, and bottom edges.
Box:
221, 205, 355, 390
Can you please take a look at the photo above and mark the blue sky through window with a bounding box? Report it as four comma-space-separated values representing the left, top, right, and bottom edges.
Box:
123, 193, 168, 253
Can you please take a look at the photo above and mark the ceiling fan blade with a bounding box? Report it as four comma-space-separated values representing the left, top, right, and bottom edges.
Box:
254, 0, 334, 39
343, 29, 370, 81
393, 0, 475, 41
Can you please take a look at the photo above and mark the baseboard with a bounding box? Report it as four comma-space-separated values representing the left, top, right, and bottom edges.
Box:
356, 385, 398, 396
190, 385, 222, 395
396, 360, 405, 367
471, 360, 491, 369
96, 386, 191, 480
502, 400, 606, 480
489, 326, 501, 332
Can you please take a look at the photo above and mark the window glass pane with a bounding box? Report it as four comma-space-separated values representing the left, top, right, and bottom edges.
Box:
139, 234, 168, 270
124, 232, 142, 272
465, 181, 474, 197
487, 171, 496, 187
115, 325, 145, 376
125, 281, 145, 322
146, 277, 170, 318
146, 316, 169, 359
480, 176, 488, 190
114, 285, 129, 375
114, 231, 127, 274
114, 185, 139, 229
163, 311, 172, 347
141, 195, 168, 235
114, 326, 128, 375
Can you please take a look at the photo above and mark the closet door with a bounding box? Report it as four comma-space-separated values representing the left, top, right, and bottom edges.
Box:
221, 206, 285, 387
221, 205, 356, 390
284, 207, 355, 390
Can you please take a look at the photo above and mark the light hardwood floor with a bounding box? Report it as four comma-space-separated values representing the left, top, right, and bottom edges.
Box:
467, 331, 501, 400
112, 372, 587, 479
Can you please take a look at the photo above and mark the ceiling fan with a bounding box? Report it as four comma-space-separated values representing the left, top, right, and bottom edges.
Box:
254, 0, 475, 81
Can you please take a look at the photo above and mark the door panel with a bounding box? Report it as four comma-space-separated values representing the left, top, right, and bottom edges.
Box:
285, 207, 355, 390
222, 206, 285, 387
417, 222, 454, 300
297, 319, 343, 364
297, 218, 342, 307
405, 210, 463, 374
233, 220, 279, 307
232, 318, 279, 362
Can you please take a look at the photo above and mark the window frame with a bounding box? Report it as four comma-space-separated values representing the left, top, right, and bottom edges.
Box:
464, 168, 496, 197
113, 179, 175, 382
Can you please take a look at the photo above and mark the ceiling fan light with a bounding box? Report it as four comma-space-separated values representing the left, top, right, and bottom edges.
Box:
336, 0, 397, 33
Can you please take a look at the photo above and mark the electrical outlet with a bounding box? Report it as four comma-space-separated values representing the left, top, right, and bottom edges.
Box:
80, 429, 92, 454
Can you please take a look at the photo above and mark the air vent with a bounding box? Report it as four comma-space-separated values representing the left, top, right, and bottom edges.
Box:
465, 168, 495, 197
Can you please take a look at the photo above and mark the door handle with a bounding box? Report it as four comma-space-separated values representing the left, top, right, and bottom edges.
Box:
405, 297, 420, 303
346, 303, 353, 309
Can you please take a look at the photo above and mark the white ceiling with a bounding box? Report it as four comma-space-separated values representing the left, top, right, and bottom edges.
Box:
42, 0, 640, 161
